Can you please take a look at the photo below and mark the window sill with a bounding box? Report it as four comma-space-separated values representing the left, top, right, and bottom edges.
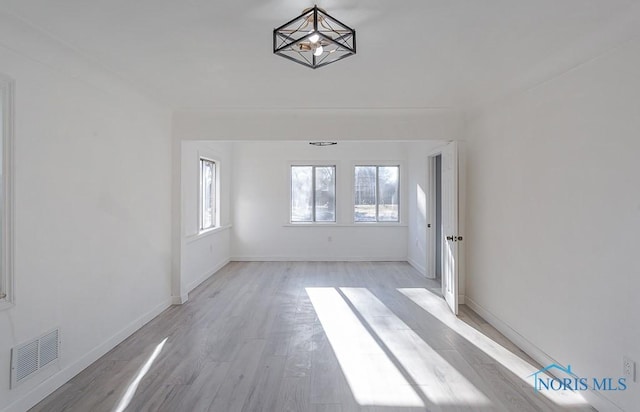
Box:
0, 298, 14, 311
185, 224, 232, 244
283, 223, 407, 228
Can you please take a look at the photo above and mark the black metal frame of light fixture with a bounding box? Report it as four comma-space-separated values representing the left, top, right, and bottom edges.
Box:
273, 5, 356, 69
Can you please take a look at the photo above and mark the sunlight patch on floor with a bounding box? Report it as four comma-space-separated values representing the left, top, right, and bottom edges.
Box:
307, 287, 491, 408
113, 337, 168, 412
307, 287, 424, 407
398, 288, 591, 407
341, 287, 491, 407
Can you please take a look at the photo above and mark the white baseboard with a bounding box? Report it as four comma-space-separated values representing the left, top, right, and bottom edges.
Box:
407, 257, 427, 277
2, 297, 172, 412
230, 256, 406, 262
185, 259, 230, 295
579, 389, 625, 412
465, 296, 623, 412
171, 294, 188, 305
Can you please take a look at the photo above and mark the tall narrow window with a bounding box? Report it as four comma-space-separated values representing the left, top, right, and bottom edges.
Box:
354, 165, 399, 222
199, 158, 216, 231
291, 165, 336, 223
0, 75, 14, 308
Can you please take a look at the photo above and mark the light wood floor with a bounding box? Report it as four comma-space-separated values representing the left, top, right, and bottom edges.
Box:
32, 262, 595, 412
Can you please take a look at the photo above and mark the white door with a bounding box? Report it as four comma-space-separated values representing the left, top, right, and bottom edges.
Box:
441, 142, 459, 315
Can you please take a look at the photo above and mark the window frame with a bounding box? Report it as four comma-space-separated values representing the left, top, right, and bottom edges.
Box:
198, 157, 218, 232
353, 164, 400, 223
290, 164, 337, 223
0, 75, 15, 310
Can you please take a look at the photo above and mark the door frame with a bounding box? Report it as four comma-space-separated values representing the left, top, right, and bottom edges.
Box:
427, 142, 459, 315
426, 153, 439, 280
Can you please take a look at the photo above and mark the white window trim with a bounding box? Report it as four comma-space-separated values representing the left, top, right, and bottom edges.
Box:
198, 155, 220, 233
282, 223, 407, 228
0, 75, 15, 310
185, 224, 232, 244
288, 162, 337, 224
352, 162, 401, 224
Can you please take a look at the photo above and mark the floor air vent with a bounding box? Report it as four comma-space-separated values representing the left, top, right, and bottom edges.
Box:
11, 329, 60, 388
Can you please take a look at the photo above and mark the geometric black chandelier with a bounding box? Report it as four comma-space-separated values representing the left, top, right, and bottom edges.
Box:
273, 5, 356, 69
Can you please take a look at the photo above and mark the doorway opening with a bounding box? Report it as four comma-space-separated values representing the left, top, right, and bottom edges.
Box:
427, 141, 459, 315
425, 153, 443, 298
434, 154, 442, 286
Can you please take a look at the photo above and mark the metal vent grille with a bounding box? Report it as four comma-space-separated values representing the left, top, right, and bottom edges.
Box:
15, 341, 38, 382
40, 330, 59, 367
11, 328, 60, 388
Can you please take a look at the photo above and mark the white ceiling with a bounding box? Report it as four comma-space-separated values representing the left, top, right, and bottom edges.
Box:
1, 0, 639, 110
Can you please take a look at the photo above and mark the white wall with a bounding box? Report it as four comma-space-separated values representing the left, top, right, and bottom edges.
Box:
231, 141, 410, 261
0, 14, 172, 412
173, 108, 460, 141
464, 38, 640, 411
180, 141, 232, 296
406, 142, 439, 276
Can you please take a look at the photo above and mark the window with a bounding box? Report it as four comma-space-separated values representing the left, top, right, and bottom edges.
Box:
0, 75, 14, 308
199, 158, 216, 231
354, 165, 399, 222
291, 165, 336, 222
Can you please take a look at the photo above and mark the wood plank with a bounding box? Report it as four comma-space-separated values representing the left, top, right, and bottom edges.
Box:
241, 356, 286, 412
275, 376, 311, 412
206, 338, 267, 412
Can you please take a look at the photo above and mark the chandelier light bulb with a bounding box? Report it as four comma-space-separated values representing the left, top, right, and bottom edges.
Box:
309, 33, 320, 43
313, 45, 323, 56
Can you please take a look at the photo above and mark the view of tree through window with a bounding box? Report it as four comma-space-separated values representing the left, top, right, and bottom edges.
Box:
291, 166, 335, 222
354, 166, 399, 222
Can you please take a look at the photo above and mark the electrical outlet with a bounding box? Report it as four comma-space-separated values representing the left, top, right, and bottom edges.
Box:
623, 356, 636, 382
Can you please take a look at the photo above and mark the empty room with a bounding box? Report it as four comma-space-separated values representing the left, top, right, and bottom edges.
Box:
0, 1, 638, 411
